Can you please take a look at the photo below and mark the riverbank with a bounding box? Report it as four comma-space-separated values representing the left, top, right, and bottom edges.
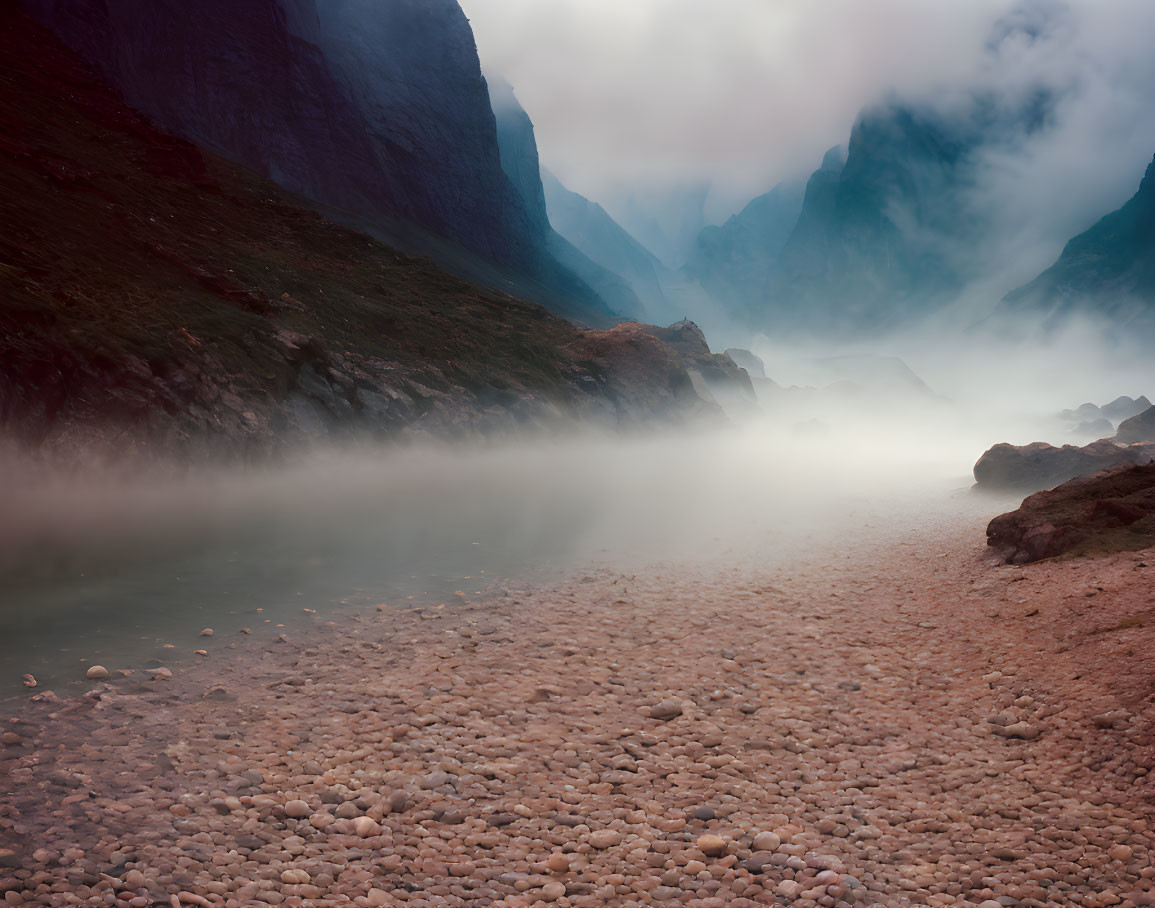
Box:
1, 507, 1152, 907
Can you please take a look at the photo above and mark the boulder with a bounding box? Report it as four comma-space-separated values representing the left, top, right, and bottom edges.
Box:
1116, 406, 1155, 444
986, 462, 1155, 564
973, 439, 1151, 492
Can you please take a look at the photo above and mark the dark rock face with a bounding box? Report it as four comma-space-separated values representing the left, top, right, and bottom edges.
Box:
987, 463, 1155, 564
24, 0, 609, 321
973, 440, 1154, 493
1116, 406, 1155, 444
486, 77, 628, 321
1000, 154, 1155, 330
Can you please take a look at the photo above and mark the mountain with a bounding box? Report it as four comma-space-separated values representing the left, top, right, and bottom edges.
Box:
488, 78, 644, 320
612, 184, 711, 270
542, 170, 673, 322
765, 104, 988, 333
23, 0, 612, 324
685, 178, 806, 316
1000, 153, 1155, 331
691, 95, 1053, 336
0, 8, 729, 460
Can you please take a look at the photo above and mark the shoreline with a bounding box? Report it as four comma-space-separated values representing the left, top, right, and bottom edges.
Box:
2, 511, 1153, 907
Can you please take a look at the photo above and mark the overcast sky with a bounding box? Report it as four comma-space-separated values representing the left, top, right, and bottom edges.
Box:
459, 0, 1155, 227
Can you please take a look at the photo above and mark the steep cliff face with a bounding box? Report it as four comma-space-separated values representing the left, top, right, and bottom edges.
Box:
488, 79, 641, 320
685, 178, 805, 316
764, 105, 984, 333
543, 170, 673, 322
0, 9, 723, 461
23, 0, 611, 323
1000, 154, 1155, 331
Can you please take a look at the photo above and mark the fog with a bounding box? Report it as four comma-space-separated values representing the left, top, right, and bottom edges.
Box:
7, 315, 1152, 697
463, 1, 1155, 224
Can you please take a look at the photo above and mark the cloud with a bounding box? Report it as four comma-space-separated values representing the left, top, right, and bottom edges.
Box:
460, 0, 1155, 227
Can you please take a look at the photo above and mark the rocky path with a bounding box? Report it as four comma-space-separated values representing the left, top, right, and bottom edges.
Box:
1, 510, 1152, 907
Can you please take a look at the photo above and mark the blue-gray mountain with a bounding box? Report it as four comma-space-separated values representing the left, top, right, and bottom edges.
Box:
542, 171, 674, 323
685, 178, 806, 317
1000, 153, 1155, 332
692, 95, 1054, 335
24, 0, 613, 324
487, 78, 644, 321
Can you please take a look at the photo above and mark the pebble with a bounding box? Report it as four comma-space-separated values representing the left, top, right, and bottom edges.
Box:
752, 831, 781, 852
649, 698, 684, 720
352, 816, 381, 837
589, 829, 621, 848
6, 533, 1150, 908
85, 665, 109, 680
1109, 844, 1134, 861
697, 834, 728, 856
199, 628, 214, 636
283, 800, 310, 818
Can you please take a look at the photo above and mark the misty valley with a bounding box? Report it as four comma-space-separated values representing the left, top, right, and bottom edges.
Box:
2, 2, 1154, 907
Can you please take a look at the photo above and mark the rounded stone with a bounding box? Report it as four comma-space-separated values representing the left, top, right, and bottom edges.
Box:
283, 800, 310, 819
752, 831, 781, 852
85, 665, 109, 680
697, 834, 728, 857
589, 829, 622, 849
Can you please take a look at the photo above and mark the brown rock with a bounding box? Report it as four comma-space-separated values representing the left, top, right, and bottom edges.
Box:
987, 462, 1155, 563
649, 698, 684, 720
974, 439, 1149, 492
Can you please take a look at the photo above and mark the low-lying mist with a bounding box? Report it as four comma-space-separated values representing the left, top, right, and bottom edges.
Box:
3, 326, 1148, 694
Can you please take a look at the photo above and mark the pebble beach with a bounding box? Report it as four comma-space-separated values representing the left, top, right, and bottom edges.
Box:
1, 509, 1152, 907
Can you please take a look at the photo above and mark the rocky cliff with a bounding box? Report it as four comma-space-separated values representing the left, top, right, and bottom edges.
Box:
487, 78, 641, 320
1000, 154, 1155, 332
0, 9, 727, 463
23, 0, 612, 324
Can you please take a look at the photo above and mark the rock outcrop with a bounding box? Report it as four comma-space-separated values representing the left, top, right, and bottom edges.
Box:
1000, 153, 1155, 332
974, 440, 1154, 493
23, 0, 611, 323
987, 462, 1155, 564
570, 320, 757, 423
1116, 406, 1155, 445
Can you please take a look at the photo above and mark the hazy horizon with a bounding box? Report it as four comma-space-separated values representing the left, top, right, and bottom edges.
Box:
462, 0, 1155, 243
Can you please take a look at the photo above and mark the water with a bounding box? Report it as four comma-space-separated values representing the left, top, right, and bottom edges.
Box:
0, 427, 1013, 702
